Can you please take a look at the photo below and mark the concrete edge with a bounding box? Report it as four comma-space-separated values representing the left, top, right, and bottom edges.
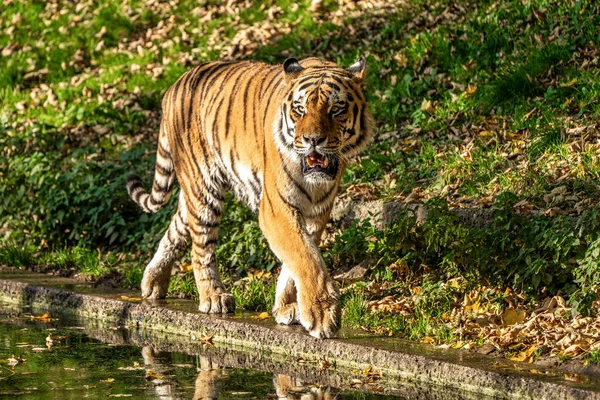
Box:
0, 278, 598, 400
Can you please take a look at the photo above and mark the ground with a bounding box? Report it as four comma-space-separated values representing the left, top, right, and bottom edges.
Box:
1, 0, 600, 366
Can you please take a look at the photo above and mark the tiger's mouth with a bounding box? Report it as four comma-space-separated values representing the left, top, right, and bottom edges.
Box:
301, 151, 338, 179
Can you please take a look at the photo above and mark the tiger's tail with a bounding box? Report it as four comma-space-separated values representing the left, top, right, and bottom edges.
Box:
127, 125, 176, 213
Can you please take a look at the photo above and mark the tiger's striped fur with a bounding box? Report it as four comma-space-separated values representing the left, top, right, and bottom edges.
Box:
127, 57, 375, 338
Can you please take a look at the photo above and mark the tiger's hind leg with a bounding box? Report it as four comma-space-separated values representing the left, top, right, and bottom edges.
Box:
141, 192, 190, 299
272, 266, 299, 325
184, 180, 235, 314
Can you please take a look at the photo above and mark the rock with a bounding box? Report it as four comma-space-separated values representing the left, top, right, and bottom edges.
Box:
478, 344, 497, 355
334, 265, 367, 283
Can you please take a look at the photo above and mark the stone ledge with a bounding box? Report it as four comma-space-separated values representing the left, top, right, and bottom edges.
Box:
0, 274, 598, 400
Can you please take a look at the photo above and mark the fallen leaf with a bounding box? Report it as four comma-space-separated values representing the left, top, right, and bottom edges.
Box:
179, 262, 193, 273
100, 378, 115, 383
420, 99, 436, 114
8, 355, 26, 367
145, 370, 164, 381
31, 313, 54, 323
502, 308, 526, 325
510, 345, 538, 363
251, 312, 271, 320
560, 78, 577, 87
118, 296, 143, 302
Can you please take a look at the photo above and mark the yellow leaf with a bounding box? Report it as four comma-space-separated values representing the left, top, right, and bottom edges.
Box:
100, 378, 115, 383
502, 308, 526, 325
145, 370, 164, 381
464, 85, 477, 96
420, 99, 436, 114
510, 345, 538, 363
447, 278, 462, 288
560, 78, 577, 87
478, 130, 495, 137
251, 312, 271, 320
411, 287, 422, 295
179, 262, 193, 273
118, 296, 143, 302
31, 313, 53, 323
421, 336, 435, 344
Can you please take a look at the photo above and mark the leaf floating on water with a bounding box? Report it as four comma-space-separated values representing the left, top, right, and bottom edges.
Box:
31, 313, 55, 323
8, 355, 26, 367
118, 296, 143, 302
172, 364, 194, 368
251, 312, 271, 320
199, 333, 214, 345
145, 370, 164, 381
31, 347, 47, 352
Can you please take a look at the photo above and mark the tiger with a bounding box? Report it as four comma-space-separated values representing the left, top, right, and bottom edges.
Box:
126, 56, 375, 338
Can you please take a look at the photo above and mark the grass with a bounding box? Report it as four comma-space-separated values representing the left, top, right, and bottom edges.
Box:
1, 0, 600, 350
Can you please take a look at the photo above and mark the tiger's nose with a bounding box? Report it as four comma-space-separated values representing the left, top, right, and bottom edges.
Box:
303, 135, 327, 147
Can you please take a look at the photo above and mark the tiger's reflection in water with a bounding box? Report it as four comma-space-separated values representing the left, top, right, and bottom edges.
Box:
141, 346, 335, 399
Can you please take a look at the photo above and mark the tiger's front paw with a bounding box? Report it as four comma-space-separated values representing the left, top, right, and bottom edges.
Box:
273, 302, 299, 325
298, 279, 341, 339
141, 268, 170, 299
198, 285, 236, 314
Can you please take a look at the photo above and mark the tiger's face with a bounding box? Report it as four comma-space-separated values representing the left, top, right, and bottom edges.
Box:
278, 57, 374, 183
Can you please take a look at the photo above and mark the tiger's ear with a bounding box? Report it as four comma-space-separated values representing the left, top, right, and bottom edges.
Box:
283, 58, 303, 84
347, 56, 367, 82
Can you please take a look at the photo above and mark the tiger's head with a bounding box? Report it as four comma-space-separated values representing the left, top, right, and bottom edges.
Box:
276, 57, 375, 183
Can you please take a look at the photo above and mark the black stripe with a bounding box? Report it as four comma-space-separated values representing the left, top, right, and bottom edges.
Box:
343, 132, 368, 154
188, 208, 220, 228
155, 163, 172, 176
265, 191, 275, 217
262, 73, 284, 129
166, 226, 175, 244
206, 63, 244, 116
260, 68, 282, 101
324, 81, 341, 91
229, 149, 244, 188
314, 185, 336, 204
157, 143, 171, 158
277, 187, 301, 216
225, 66, 250, 138
192, 238, 218, 249
211, 97, 225, 153
278, 151, 312, 202
307, 203, 333, 218
174, 218, 188, 238
242, 76, 252, 130
206, 184, 225, 202
152, 181, 168, 192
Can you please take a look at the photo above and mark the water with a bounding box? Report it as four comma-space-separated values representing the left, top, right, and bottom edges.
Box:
0, 309, 402, 399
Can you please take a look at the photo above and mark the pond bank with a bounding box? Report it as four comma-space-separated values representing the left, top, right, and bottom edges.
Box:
0, 267, 598, 399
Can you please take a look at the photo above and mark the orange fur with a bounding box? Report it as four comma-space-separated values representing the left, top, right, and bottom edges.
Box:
127, 57, 375, 338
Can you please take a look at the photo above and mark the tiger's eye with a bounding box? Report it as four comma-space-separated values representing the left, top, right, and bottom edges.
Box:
293, 105, 305, 115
